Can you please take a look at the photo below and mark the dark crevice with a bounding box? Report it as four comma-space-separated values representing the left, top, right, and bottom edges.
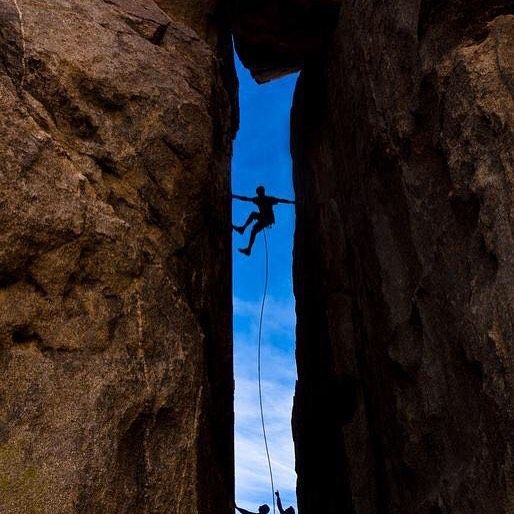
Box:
10, 326, 86, 355
0, 269, 22, 289
11, 326, 42, 345
92, 154, 119, 177
76, 77, 126, 112
350, 274, 391, 514
417, 0, 446, 39
25, 273, 49, 297
149, 22, 170, 45
449, 193, 480, 235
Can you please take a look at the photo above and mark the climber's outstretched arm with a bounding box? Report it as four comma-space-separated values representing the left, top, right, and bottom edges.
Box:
232, 194, 253, 202
275, 491, 285, 514
235, 507, 257, 514
274, 197, 296, 205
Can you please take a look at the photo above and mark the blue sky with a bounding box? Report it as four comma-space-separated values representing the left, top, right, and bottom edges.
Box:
232, 54, 299, 513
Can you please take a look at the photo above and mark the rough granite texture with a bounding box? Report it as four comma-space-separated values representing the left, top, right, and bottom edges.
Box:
2, 0, 514, 512
291, 2, 514, 513
0, 1, 236, 513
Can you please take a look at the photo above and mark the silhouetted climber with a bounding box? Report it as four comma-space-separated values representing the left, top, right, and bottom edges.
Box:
275, 491, 295, 514
232, 186, 295, 256
235, 503, 270, 514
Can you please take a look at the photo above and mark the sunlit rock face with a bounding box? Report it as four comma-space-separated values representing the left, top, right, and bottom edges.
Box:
291, 1, 514, 513
0, 1, 236, 512
231, 0, 341, 83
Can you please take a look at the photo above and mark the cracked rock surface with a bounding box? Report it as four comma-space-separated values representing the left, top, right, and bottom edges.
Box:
0, 1, 236, 512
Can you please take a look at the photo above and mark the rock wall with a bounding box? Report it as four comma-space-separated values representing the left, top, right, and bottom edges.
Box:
291, 1, 514, 513
2, 0, 513, 512
0, 1, 236, 513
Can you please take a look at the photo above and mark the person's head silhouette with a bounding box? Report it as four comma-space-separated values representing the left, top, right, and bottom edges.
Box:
258, 506, 270, 514
256, 185, 265, 197
284, 508, 295, 514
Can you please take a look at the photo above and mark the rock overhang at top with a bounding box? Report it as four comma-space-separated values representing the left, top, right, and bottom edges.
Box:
230, 0, 342, 83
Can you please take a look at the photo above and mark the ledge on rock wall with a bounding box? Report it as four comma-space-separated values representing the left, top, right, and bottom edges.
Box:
231, 0, 341, 82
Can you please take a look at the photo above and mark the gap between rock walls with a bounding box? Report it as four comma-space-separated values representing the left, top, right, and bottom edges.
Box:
230, 49, 300, 514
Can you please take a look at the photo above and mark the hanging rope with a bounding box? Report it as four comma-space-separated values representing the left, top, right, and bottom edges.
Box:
258, 229, 276, 514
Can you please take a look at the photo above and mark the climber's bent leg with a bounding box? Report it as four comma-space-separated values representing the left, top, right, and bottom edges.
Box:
239, 221, 266, 256
234, 212, 260, 234
243, 212, 260, 229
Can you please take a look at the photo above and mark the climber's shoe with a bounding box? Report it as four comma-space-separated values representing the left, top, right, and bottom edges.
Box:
233, 225, 245, 234
238, 248, 251, 256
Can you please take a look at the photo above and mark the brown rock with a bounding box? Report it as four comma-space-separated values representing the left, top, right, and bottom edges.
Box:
0, 1, 236, 512
291, 2, 514, 513
3, 0, 513, 512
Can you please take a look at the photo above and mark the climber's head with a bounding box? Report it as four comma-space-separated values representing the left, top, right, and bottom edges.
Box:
284, 508, 295, 514
258, 505, 270, 514
256, 185, 265, 197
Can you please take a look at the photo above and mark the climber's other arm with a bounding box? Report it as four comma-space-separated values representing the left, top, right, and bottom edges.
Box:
232, 194, 253, 202
273, 197, 295, 205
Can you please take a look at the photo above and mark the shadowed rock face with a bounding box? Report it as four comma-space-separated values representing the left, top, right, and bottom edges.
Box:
291, 2, 514, 513
0, 1, 236, 513
231, 0, 341, 83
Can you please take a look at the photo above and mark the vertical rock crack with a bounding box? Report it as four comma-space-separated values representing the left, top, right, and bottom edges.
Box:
12, 0, 27, 88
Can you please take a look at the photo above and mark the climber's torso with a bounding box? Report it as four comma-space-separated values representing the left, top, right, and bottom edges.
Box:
253, 196, 278, 225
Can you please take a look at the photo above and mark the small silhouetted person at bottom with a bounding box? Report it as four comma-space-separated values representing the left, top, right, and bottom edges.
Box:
234, 503, 270, 514
276, 491, 295, 514
232, 185, 295, 256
